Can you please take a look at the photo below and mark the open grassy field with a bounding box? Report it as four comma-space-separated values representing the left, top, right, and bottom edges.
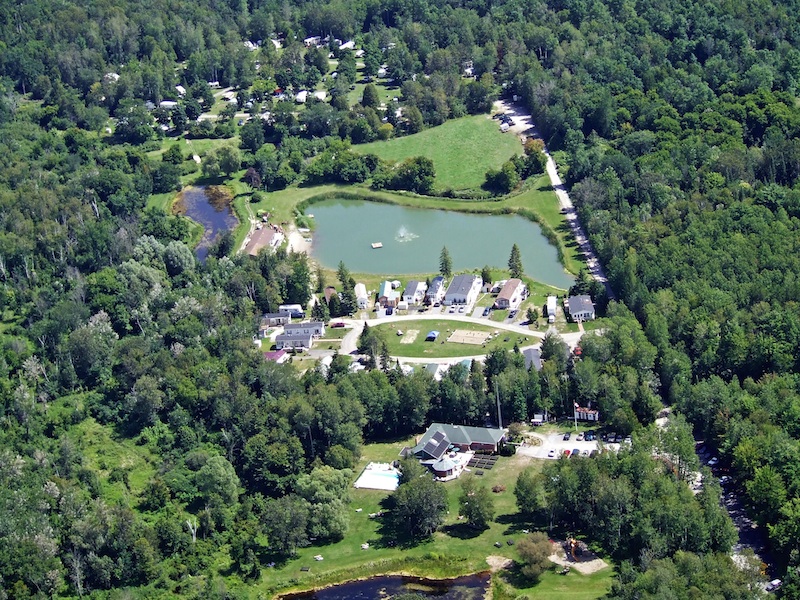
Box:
260, 439, 614, 599
356, 115, 522, 190
373, 319, 536, 359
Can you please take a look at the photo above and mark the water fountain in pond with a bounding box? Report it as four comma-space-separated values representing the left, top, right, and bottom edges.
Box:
395, 225, 419, 243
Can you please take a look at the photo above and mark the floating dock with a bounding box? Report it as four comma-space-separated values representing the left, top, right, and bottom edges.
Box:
371, 242, 383, 249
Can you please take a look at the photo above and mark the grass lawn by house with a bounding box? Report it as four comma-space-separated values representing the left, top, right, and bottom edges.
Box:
261, 439, 614, 599
356, 115, 522, 190
373, 319, 535, 359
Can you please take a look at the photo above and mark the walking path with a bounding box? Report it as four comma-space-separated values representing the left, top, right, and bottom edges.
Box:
494, 100, 615, 300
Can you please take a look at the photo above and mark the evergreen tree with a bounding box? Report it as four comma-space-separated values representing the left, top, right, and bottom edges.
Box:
509, 244, 523, 279
440, 246, 452, 278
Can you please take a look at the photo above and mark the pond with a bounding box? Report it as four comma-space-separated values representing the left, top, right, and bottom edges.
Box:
173, 186, 238, 261
281, 572, 490, 600
309, 199, 574, 289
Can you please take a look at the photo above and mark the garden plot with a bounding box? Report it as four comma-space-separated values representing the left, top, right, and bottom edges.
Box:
447, 329, 490, 345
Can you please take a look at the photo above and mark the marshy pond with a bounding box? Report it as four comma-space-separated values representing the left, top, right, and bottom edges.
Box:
173, 185, 238, 261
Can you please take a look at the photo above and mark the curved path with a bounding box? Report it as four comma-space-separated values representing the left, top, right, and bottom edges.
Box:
494, 100, 615, 300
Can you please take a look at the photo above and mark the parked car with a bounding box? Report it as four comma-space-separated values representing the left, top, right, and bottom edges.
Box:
547, 449, 556, 458
509, 310, 518, 318
433, 302, 440, 307
563, 432, 571, 441
563, 449, 571, 457
571, 448, 580, 458
719, 475, 732, 486
458, 306, 465, 313
708, 457, 719, 466
483, 307, 491, 316
331, 322, 345, 328
385, 307, 393, 315
767, 579, 782, 592
576, 433, 584, 441
585, 431, 595, 441
589, 450, 598, 458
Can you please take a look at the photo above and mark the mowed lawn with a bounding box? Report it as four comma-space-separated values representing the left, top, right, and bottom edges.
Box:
356, 115, 522, 190
262, 440, 614, 599
373, 319, 536, 359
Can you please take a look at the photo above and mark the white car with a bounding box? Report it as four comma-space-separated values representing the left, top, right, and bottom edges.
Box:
708, 457, 719, 466
547, 449, 556, 458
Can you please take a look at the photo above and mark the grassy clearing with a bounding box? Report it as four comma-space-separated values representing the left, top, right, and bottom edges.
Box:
261, 443, 613, 599
68, 417, 156, 504
373, 319, 536, 358
356, 115, 521, 190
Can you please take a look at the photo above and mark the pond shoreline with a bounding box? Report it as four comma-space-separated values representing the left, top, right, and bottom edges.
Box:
275, 569, 492, 600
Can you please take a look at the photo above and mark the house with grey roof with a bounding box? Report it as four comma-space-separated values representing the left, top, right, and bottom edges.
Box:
285, 321, 325, 337
402, 280, 427, 305
407, 423, 506, 479
443, 274, 482, 306
523, 348, 542, 371
275, 332, 313, 350
565, 294, 595, 322
425, 276, 446, 304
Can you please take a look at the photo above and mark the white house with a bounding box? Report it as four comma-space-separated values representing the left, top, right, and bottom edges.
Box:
402, 280, 428, 305
566, 295, 595, 322
426, 277, 446, 304
295, 90, 309, 103
546, 296, 557, 323
285, 321, 326, 337
444, 274, 482, 306
275, 333, 313, 350
354, 283, 369, 309
495, 278, 527, 310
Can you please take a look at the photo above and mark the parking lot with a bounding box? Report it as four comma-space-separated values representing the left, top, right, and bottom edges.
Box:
518, 429, 624, 459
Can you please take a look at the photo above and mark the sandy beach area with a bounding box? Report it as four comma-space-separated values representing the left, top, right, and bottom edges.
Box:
287, 227, 312, 254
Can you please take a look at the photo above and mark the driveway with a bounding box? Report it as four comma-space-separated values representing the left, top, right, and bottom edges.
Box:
494, 99, 615, 300
518, 430, 614, 459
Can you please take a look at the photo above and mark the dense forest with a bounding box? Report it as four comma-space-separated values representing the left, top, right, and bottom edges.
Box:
4, 0, 800, 596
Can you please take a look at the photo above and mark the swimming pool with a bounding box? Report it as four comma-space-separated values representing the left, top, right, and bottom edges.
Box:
354, 463, 401, 491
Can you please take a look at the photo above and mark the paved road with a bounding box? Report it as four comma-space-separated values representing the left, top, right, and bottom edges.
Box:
494, 100, 615, 300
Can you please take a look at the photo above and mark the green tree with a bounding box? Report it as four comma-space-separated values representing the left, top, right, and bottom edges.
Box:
195, 455, 240, 505
515, 467, 547, 517
459, 475, 495, 529
163, 144, 184, 164
508, 244, 523, 278
440, 246, 452, 278
516, 532, 553, 581
362, 83, 380, 110
263, 495, 309, 555
216, 145, 241, 176
481, 265, 492, 287
392, 470, 447, 539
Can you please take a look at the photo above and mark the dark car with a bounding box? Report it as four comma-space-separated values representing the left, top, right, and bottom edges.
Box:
331, 322, 346, 328
290, 311, 305, 319
509, 310, 518, 318
483, 307, 491, 316
571, 448, 581, 458
563, 432, 571, 441
385, 307, 394, 315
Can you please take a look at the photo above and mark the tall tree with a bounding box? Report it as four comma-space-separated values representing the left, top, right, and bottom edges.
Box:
440, 246, 452, 278
508, 244, 523, 279
459, 475, 495, 530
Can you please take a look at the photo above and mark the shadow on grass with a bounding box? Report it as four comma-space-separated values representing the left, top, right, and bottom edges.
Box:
442, 522, 484, 540
496, 560, 544, 590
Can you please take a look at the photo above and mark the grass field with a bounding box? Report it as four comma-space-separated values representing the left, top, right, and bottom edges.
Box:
356, 115, 522, 190
373, 319, 536, 359
260, 439, 614, 598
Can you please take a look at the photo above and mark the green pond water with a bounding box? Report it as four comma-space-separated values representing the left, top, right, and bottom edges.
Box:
309, 199, 574, 289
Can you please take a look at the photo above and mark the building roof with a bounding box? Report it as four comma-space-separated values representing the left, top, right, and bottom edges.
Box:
275, 332, 312, 343
568, 294, 594, 316
432, 456, 457, 472
497, 278, 523, 302
403, 280, 425, 298
426, 330, 440, 340
354, 283, 368, 298
285, 321, 324, 332
416, 430, 450, 460
264, 349, 288, 362
445, 274, 480, 298
378, 280, 393, 298
246, 227, 282, 256
523, 348, 542, 371
412, 423, 505, 457
427, 277, 445, 295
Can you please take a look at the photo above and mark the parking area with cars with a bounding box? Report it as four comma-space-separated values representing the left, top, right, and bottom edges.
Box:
519, 429, 628, 459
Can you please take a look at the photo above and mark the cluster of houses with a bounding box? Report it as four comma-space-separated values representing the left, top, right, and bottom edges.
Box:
258, 305, 327, 353
373, 274, 484, 310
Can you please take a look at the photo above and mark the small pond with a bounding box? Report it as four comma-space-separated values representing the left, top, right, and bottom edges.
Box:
309, 199, 574, 289
173, 186, 238, 261
281, 571, 490, 600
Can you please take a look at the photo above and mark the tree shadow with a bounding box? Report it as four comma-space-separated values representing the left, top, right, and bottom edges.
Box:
442, 522, 484, 540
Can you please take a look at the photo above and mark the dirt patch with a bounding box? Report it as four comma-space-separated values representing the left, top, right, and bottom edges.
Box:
447, 329, 490, 345
548, 540, 609, 575
486, 555, 513, 572
400, 329, 419, 344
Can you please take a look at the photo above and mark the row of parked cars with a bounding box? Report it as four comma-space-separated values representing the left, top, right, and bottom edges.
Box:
562, 430, 631, 444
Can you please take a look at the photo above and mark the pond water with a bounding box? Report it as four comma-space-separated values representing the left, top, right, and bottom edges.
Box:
282, 572, 490, 600
309, 200, 574, 289
173, 186, 238, 261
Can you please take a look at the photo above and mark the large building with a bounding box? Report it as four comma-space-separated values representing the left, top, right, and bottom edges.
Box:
275, 332, 312, 350
443, 274, 482, 306
285, 321, 325, 337
495, 278, 527, 310
407, 423, 506, 479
